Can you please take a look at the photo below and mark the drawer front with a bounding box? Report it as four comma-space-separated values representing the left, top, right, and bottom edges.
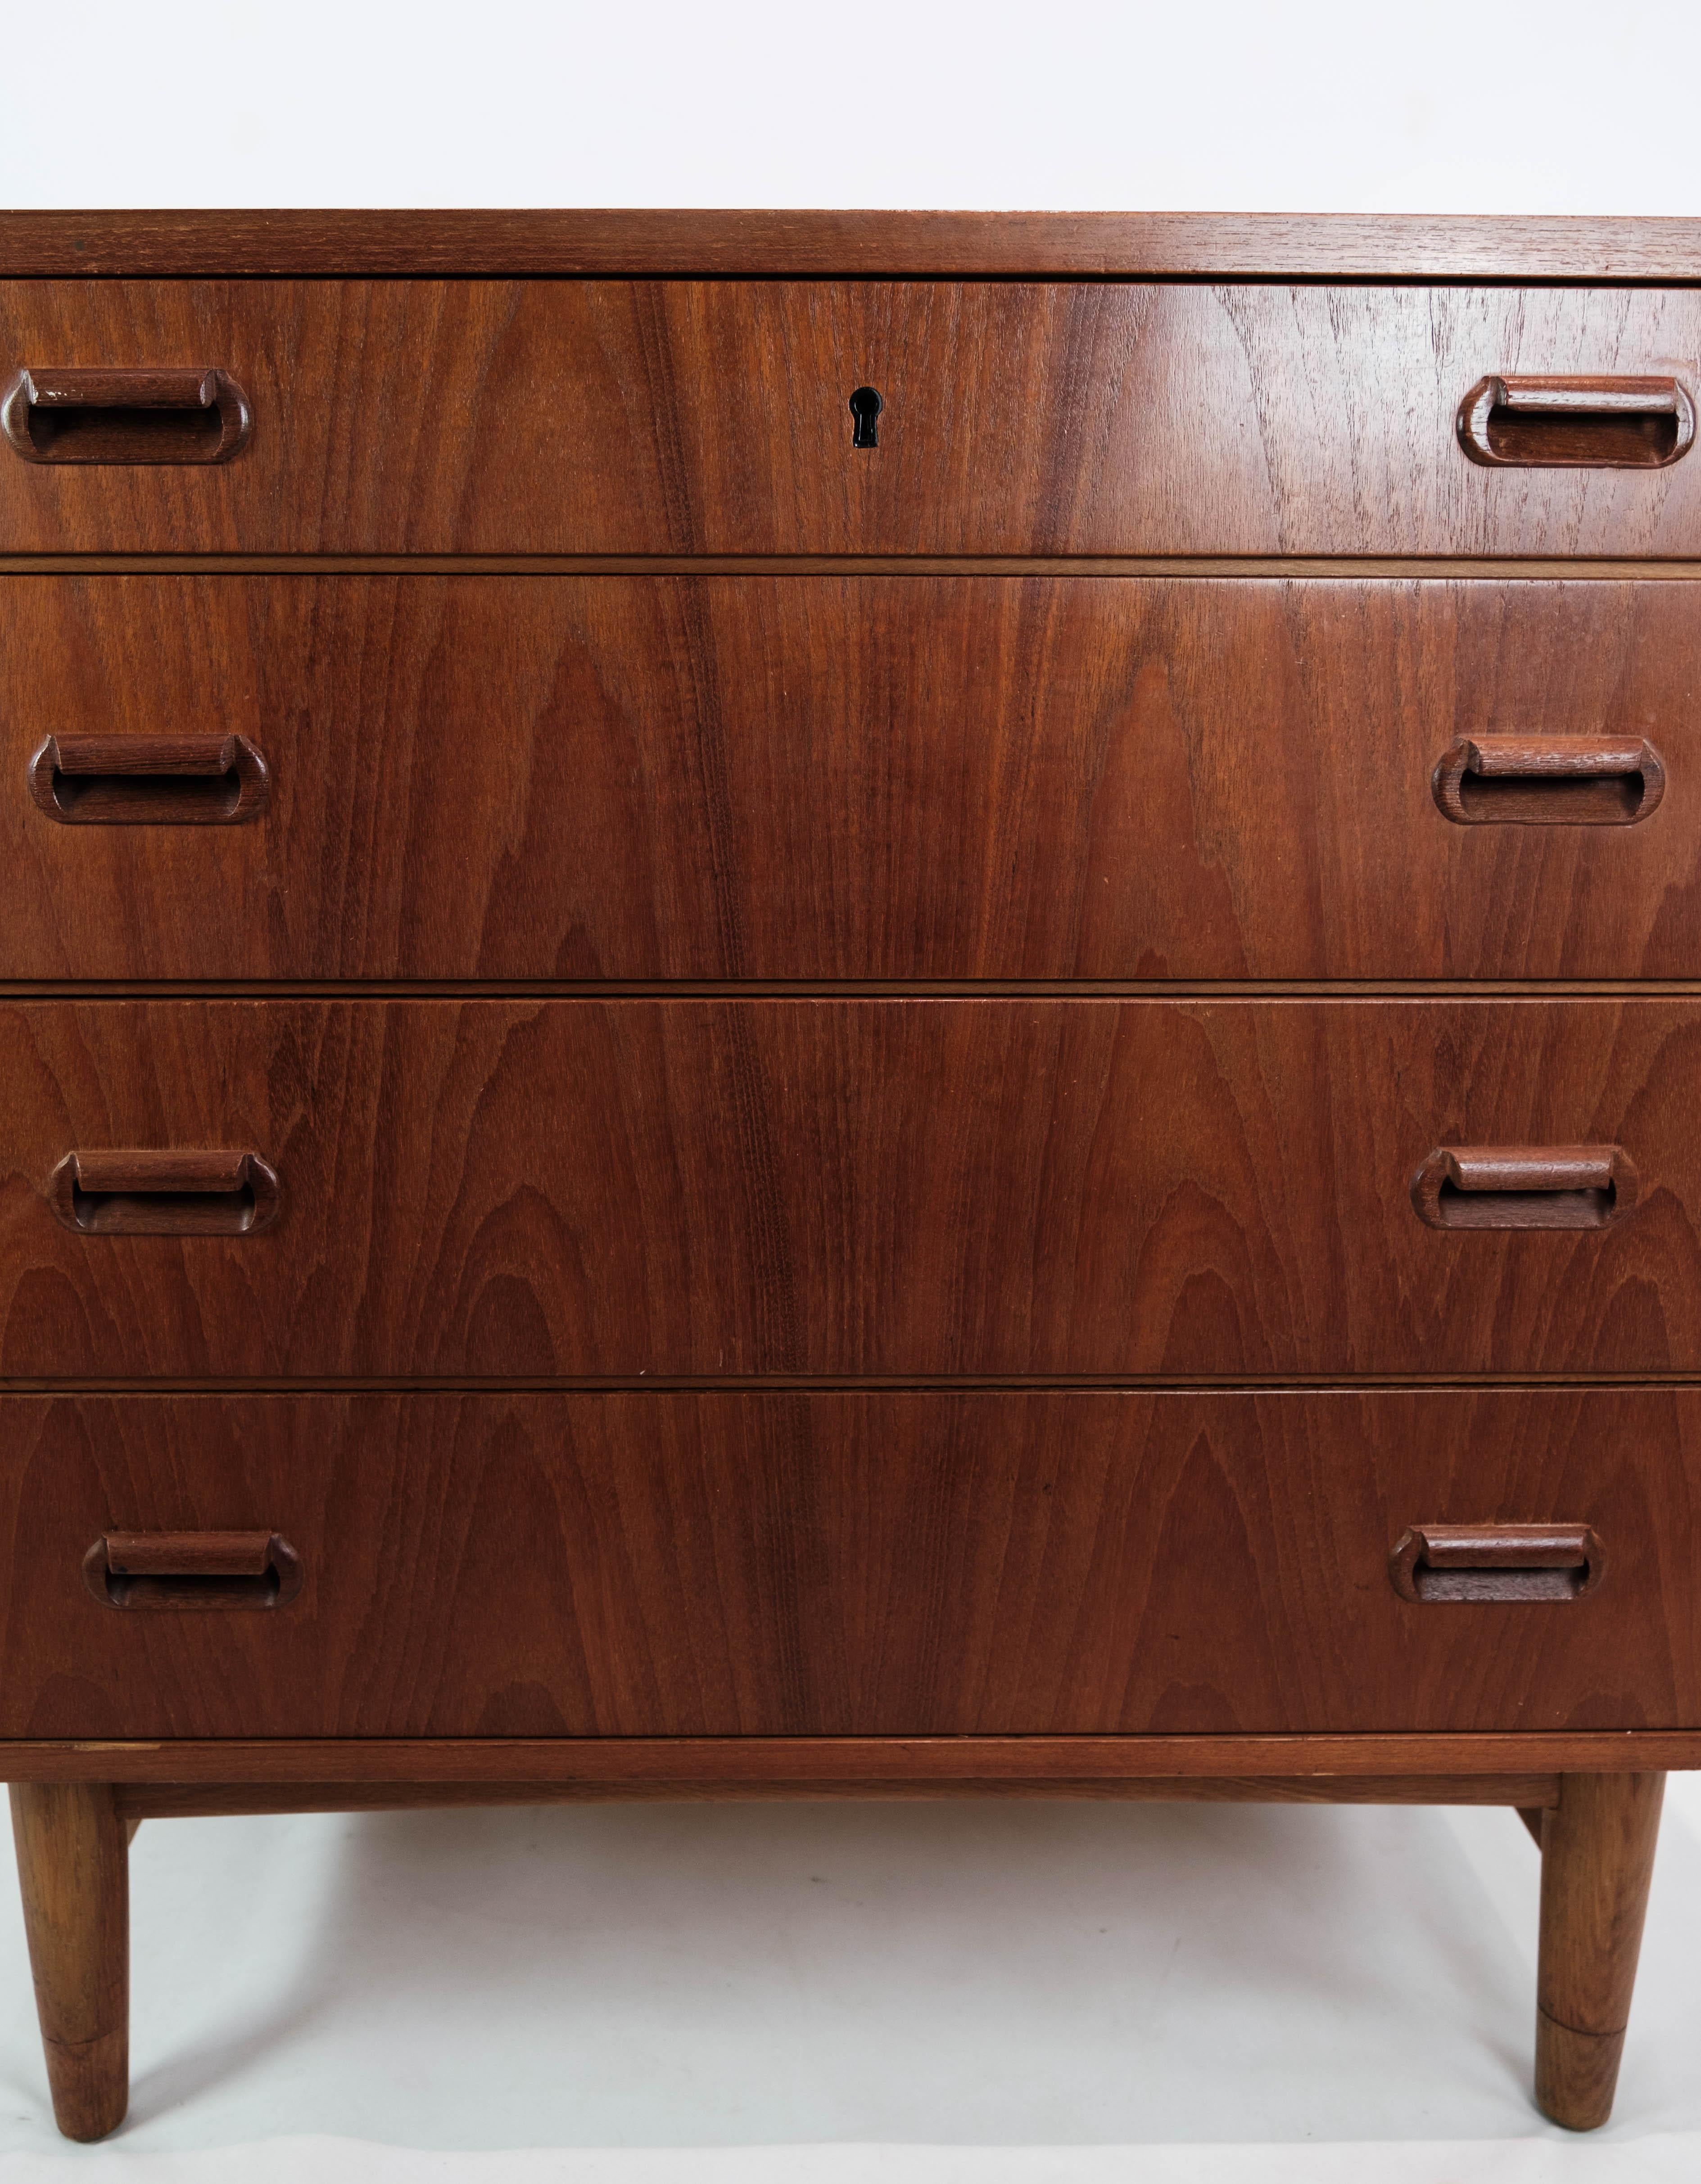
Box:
5, 574, 1700, 982
0, 1388, 1694, 1739
4, 998, 1700, 1379
2, 282, 1699, 554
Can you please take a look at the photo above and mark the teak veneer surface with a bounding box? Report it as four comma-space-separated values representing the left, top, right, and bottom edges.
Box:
7, 210, 1701, 280
8, 574, 1701, 982
109, 1776, 1562, 1818
5, 205, 1698, 2139
5, 283, 1701, 555
1, 1388, 1697, 1739
6, 1782, 127, 2139
5, 997, 1701, 1380
8, 1732, 1697, 1787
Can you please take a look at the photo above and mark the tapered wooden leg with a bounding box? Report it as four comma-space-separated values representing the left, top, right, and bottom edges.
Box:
8, 1783, 129, 2141
1535, 1770, 1664, 2131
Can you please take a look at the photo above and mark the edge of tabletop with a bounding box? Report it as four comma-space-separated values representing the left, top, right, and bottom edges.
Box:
4, 210, 1701, 281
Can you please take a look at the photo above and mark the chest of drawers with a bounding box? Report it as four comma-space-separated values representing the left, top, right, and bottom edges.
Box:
4, 207, 1700, 2141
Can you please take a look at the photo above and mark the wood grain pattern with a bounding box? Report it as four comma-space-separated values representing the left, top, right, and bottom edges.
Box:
1535, 1771, 1665, 2129
109, 1775, 1563, 1818
4, 284, 1701, 555
3, 210, 1701, 280
13, 575, 1701, 981
8, 1731, 1699, 1786
3, 208, 1696, 2144
1, 1387, 1700, 1738
5, 998, 1701, 1377
6, 1783, 127, 2140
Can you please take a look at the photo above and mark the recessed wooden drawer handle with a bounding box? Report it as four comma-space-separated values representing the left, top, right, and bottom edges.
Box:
28, 733, 270, 826
48, 1150, 281, 1236
1458, 374, 1695, 468
1410, 1144, 1635, 1230
1390, 1523, 1604, 1603
1432, 734, 1665, 827
1, 366, 253, 464
83, 1531, 302, 1611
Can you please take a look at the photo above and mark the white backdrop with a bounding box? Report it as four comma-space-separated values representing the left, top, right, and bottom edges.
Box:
4, 0, 1701, 2172
0, 0, 1697, 214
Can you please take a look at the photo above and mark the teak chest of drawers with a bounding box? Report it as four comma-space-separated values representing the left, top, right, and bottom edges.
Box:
4, 207, 1701, 2139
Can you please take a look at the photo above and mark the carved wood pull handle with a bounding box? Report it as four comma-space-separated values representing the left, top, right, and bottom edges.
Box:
48, 1150, 281, 1236
1432, 734, 1665, 827
1458, 375, 1695, 468
28, 733, 270, 825
83, 1531, 302, 1611
1410, 1144, 1635, 1231
1, 366, 253, 464
1390, 1523, 1604, 1603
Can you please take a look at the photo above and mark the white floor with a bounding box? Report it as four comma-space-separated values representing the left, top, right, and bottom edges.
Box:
0, 1776, 1696, 2177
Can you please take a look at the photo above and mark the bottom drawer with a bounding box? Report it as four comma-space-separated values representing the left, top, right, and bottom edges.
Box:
1, 1389, 1696, 1740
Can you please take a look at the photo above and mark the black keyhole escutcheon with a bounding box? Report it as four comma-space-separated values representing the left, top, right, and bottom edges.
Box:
849, 386, 883, 449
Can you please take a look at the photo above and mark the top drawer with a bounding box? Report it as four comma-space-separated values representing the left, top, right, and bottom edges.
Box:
2, 282, 1699, 555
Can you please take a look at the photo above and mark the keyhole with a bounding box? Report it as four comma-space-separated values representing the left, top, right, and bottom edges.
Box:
849, 386, 883, 450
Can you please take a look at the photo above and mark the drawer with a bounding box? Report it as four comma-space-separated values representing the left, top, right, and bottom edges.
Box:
2, 282, 1699, 554
5, 573, 1700, 982
0, 1388, 1694, 1739
3, 998, 1700, 1379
